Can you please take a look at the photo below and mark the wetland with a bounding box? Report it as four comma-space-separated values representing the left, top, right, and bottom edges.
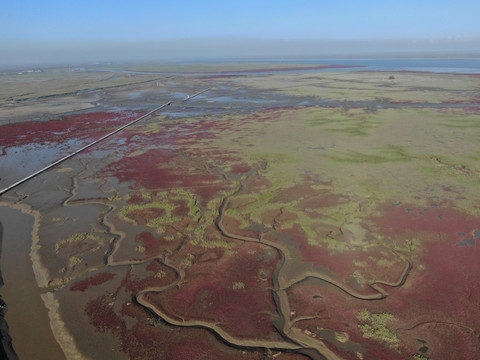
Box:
0, 61, 479, 359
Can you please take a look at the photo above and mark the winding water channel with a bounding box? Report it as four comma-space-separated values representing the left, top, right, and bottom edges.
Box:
122, 168, 412, 360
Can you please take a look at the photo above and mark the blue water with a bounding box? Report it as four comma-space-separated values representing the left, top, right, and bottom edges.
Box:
96, 59, 480, 75
270, 59, 480, 74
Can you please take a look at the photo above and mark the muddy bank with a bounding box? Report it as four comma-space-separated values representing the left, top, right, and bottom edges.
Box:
0, 221, 18, 360
0, 204, 65, 360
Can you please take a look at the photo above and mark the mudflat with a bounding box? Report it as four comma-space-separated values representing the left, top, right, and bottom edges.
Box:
1, 63, 479, 360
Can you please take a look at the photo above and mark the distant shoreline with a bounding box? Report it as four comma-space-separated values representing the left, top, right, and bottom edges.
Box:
3, 58, 480, 75
110, 64, 362, 74
358, 69, 480, 77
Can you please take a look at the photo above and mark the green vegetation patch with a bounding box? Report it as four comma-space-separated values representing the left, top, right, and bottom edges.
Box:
144, 119, 166, 133
394, 238, 419, 253
192, 197, 231, 249
306, 108, 382, 136
55, 232, 101, 253
120, 189, 202, 233
413, 354, 431, 360
327, 145, 411, 164
357, 309, 399, 347
120, 200, 176, 226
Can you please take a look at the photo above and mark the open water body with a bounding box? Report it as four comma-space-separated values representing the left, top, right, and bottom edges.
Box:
97, 59, 480, 75
251, 59, 480, 74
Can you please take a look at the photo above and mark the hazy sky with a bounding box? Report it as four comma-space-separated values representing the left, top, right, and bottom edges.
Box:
2, 0, 480, 65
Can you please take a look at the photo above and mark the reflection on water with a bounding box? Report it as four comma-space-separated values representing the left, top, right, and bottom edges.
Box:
127, 92, 142, 100
0, 137, 92, 188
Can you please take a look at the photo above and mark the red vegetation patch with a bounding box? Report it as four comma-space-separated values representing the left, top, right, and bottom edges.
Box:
389, 233, 480, 357
149, 244, 281, 339
441, 99, 480, 105
222, 214, 264, 239
245, 175, 272, 193
145, 259, 166, 273
70, 272, 116, 292
463, 106, 480, 113
298, 192, 341, 212
287, 285, 329, 320
118, 320, 170, 359
83, 261, 285, 359
85, 294, 124, 333
0, 111, 141, 152
85, 291, 270, 360
127, 207, 166, 225
85, 292, 175, 359
166, 333, 266, 360
272, 183, 316, 203
341, 202, 480, 359
98, 147, 230, 203
102, 147, 176, 183
136, 231, 180, 258
268, 224, 404, 286
287, 283, 405, 360
272, 183, 342, 210
194, 247, 226, 264
230, 162, 252, 175
171, 199, 190, 217
397, 321, 480, 360
370, 203, 479, 244
262, 208, 298, 229
118, 265, 178, 294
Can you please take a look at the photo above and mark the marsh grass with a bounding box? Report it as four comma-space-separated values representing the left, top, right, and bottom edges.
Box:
357, 309, 399, 347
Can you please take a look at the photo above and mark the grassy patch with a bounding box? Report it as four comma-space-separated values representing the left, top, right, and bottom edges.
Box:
327, 145, 411, 164
120, 189, 202, 234
55, 232, 101, 253
413, 354, 431, 360
306, 108, 382, 136
357, 309, 399, 347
